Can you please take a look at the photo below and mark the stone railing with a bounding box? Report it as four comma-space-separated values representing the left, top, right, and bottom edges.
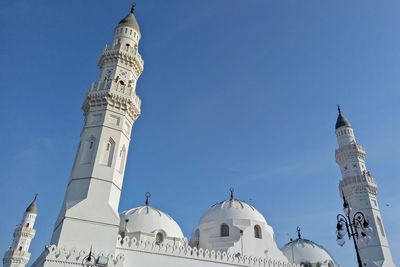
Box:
340, 172, 377, 188
335, 143, 365, 155
15, 225, 36, 238
103, 44, 144, 65
116, 235, 300, 267
87, 82, 141, 109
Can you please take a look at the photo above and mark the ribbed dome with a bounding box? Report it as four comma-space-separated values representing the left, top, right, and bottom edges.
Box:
120, 206, 183, 238
199, 199, 267, 224
281, 238, 338, 266
118, 12, 140, 32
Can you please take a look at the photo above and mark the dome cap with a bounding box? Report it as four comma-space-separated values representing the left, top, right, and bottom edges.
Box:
199, 189, 267, 224
335, 105, 351, 129
118, 4, 140, 32
281, 228, 338, 266
26, 194, 37, 214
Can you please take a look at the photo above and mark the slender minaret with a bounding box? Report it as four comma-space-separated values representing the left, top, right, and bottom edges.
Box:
50, 5, 144, 254
335, 107, 395, 267
3, 195, 37, 267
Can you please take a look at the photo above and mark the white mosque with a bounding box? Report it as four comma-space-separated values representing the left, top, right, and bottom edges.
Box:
2, 6, 396, 267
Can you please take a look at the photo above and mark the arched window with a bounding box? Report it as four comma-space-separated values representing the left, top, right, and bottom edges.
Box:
18, 246, 22, 251
156, 232, 164, 244
254, 224, 262, 239
221, 224, 229, 237
25, 223, 29, 228
100, 137, 115, 167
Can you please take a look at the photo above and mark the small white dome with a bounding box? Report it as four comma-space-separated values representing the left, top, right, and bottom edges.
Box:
281, 238, 338, 266
120, 206, 184, 239
199, 199, 267, 225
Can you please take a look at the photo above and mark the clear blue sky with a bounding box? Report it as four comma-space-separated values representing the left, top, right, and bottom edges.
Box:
0, 1, 399, 266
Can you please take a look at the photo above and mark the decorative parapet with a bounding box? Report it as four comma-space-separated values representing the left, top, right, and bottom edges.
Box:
31, 244, 125, 267
99, 44, 143, 77
82, 89, 141, 122
3, 249, 31, 266
116, 235, 300, 267
335, 144, 366, 164
339, 173, 378, 196
14, 225, 36, 239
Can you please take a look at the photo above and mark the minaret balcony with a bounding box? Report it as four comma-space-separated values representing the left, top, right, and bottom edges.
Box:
87, 82, 141, 108
339, 172, 377, 192
100, 44, 144, 67
335, 143, 365, 155
14, 226, 36, 238
335, 143, 366, 163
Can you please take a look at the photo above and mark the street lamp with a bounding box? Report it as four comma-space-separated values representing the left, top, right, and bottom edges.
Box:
335, 196, 373, 267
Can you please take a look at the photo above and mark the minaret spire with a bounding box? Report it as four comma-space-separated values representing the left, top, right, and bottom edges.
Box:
131, 3, 136, 13
337, 104, 341, 114
334, 113, 395, 266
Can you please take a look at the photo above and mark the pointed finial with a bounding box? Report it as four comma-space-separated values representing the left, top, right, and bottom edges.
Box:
131, 3, 136, 13
145, 192, 151, 206
229, 187, 234, 200
34, 193, 38, 202
337, 104, 341, 114
296, 226, 301, 239
88, 245, 93, 261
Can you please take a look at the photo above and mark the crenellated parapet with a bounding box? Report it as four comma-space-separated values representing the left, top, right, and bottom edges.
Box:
31, 245, 125, 267
115, 235, 300, 267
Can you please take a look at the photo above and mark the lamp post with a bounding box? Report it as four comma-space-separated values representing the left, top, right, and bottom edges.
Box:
335, 196, 373, 267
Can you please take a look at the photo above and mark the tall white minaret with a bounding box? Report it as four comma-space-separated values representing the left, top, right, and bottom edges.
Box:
50, 5, 144, 254
335, 107, 395, 267
3, 195, 37, 267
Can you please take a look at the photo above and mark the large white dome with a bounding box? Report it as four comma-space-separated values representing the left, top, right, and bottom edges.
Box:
281, 238, 339, 266
199, 198, 267, 225
120, 206, 184, 239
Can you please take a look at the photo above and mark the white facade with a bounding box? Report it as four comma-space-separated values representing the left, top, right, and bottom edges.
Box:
3, 197, 37, 267
9, 5, 399, 267
335, 109, 396, 267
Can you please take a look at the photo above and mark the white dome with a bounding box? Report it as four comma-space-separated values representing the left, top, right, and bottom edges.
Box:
281, 238, 338, 266
199, 199, 267, 224
120, 206, 184, 239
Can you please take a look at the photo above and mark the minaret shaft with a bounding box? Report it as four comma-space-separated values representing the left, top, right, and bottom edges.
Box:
335, 113, 395, 267
49, 10, 144, 254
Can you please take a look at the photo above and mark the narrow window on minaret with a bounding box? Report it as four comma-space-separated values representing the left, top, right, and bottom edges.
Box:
119, 146, 126, 173
25, 223, 29, 227
100, 138, 115, 167
377, 216, 385, 237
80, 137, 96, 164
19, 247, 22, 251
